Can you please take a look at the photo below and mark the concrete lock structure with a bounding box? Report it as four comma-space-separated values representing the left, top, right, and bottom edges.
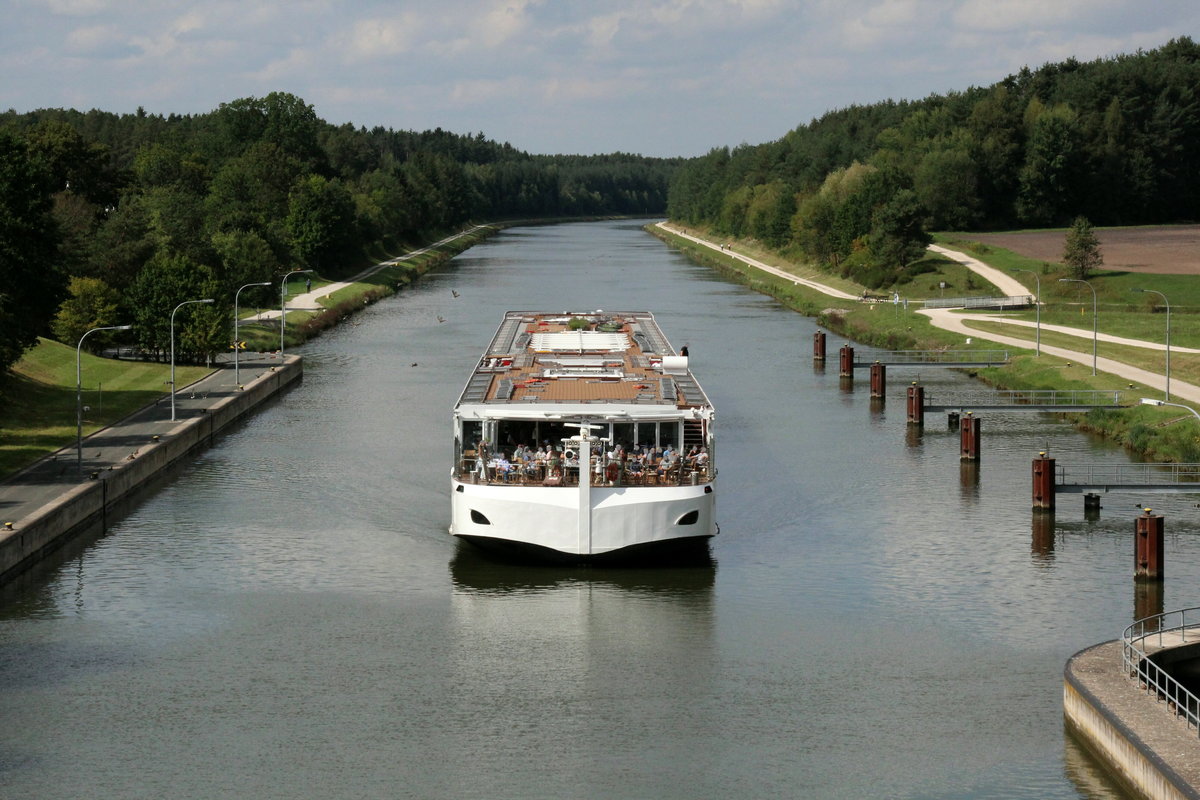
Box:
0, 357, 302, 583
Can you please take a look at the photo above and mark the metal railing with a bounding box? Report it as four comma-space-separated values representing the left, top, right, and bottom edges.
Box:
930, 389, 1129, 407
453, 458, 713, 487
922, 295, 1034, 310
1057, 462, 1200, 486
861, 349, 1009, 365
1123, 607, 1200, 735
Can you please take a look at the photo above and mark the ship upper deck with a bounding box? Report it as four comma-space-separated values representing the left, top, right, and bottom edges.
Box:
454, 310, 711, 411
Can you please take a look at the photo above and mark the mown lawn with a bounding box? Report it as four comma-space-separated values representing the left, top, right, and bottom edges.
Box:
0, 338, 211, 477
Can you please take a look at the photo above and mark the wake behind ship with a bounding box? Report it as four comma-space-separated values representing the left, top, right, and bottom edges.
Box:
450, 310, 717, 561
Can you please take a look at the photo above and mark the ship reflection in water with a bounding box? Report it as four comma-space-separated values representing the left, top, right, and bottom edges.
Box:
448, 542, 717, 756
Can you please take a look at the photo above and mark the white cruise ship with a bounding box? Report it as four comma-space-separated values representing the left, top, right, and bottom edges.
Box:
450, 310, 716, 561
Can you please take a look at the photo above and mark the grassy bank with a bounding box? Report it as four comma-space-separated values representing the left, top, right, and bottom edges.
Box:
649, 223, 1200, 463
1, 225, 500, 480
0, 339, 211, 477
237, 225, 499, 351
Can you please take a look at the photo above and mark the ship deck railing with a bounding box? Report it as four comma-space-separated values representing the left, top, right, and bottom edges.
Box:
454, 460, 713, 487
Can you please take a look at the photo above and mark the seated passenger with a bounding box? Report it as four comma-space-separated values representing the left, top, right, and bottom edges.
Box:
495, 454, 514, 479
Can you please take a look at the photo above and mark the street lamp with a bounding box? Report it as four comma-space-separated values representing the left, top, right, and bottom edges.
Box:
1132, 288, 1170, 401
170, 298, 215, 421
77, 324, 132, 472
1010, 268, 1041, 355
1058, 278, 1097, 375
234, 281, 271, 385
279, 269, 314, 356
1141, 398, 1200, 422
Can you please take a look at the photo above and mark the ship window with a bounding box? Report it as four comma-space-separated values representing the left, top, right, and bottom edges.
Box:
496, 419, 539, 450
470, 509, 491, 525
659, 422, 680, 450
675, 510, 699, 526
461, 420, 482, 448
612, 422, 634, 450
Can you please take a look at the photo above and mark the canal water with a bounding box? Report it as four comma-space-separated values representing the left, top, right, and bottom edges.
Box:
2, 220, 1195, 798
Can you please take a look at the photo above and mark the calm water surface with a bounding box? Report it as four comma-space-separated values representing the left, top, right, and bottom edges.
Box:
4, 220, 1194, 798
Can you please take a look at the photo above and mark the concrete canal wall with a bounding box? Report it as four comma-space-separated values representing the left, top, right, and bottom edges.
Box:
1064, 641, 1200, 800
0, 357, 302, 582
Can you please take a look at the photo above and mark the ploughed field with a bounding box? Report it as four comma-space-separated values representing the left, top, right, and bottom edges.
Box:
969, 224, 1200, 274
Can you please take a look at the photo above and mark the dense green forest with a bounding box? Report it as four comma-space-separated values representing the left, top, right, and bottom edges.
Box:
0, 93, 678, 379
667, 37, 1200, 289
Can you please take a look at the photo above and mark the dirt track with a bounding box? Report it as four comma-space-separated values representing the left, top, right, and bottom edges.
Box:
968, 225, 1200, 275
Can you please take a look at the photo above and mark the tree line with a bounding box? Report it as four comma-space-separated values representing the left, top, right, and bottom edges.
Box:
667, 37, 1200, 289
0, 93, 679, 381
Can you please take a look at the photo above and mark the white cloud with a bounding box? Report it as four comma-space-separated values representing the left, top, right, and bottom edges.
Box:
342, 15, 422, 58
3, 0, 1198, 156
63, 23, 130, 56
954, 0, 1119, 32
37, 0, 113, 15
470, 0, 536, 48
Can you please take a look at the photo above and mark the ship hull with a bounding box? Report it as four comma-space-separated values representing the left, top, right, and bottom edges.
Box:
450, 479, 716, 559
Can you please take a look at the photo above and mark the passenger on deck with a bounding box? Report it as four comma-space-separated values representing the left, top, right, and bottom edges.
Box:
475, 440, 489, 480
495, 453, 513, 479
657, 449, 677, 480
627, 454, 644, 479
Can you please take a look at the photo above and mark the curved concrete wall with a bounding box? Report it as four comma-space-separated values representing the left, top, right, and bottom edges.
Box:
1064, 641, 1200, 800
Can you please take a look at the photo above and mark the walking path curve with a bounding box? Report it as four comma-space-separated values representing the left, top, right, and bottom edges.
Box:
928, 244, 1029, 297
655, 222, 1198, 405
919, 306, 1200, 404
921, 310, 1200, 353
250, 226, 488, 322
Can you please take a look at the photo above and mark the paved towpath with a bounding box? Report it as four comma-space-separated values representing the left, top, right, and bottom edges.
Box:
657, 222, 1199, 404
251, 226, 488, 321
0, 352, 292, 526
656, 222, 861, 300
928, 244, 1030, 296
918, 307, 1200, 403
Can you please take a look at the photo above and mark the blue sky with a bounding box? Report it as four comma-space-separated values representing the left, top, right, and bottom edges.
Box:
4, 0, 1198, 157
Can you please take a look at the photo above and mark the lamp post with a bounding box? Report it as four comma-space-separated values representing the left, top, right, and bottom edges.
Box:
1132, 288, 1170, 400
1141, 398, 1199, 422
171, 298, 215, 421
1058, 278, 1097, 375
234, 281, 271, 385
1011, 268, 1041, 356
77, 324, 132, 472
279, 269, 314, 356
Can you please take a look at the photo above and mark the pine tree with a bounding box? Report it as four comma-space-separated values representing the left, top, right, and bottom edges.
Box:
1063, 216, 1102, 279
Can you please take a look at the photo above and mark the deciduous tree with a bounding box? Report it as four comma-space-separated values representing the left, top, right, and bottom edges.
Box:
0, 130, 64, 379
52, 277, 121, 348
